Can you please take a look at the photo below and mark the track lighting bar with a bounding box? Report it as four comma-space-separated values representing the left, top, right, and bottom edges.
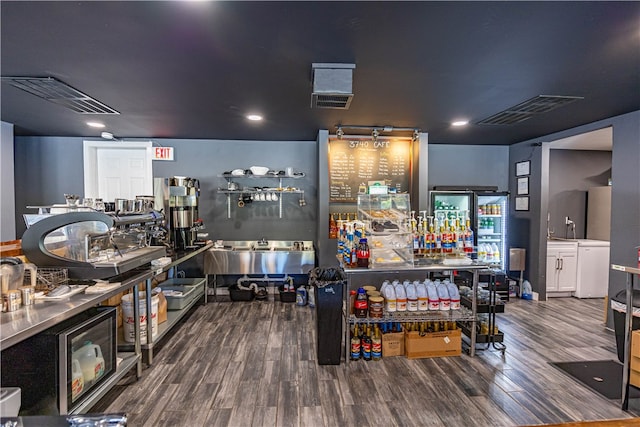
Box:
334, 124, 421, 141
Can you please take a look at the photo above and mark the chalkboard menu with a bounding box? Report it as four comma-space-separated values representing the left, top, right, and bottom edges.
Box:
328, 137, 412, 203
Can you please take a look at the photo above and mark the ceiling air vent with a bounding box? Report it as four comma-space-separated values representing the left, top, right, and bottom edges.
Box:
1, 76, 120, 114
478, 95, 583, 125
311, 63, 355, 109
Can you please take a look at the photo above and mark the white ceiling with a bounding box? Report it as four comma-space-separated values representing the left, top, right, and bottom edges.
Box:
549, 127, 613, 151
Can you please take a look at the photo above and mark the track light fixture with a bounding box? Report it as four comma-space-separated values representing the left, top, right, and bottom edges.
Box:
334, 124, 421, 139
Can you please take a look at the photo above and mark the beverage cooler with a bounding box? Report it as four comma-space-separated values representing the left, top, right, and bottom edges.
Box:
1, 307, 117, 415
476, 192, 508, 271
430, 190, 509, 271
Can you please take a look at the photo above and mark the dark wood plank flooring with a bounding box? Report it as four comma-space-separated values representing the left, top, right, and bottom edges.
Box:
93, 297, 640, 426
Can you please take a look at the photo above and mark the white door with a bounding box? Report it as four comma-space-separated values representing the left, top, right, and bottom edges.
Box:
83, 141, 153, 201
96, 148, 150, 201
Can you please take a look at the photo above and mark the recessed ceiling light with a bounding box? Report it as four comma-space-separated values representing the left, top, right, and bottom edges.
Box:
87, 121, 105, 128
246, 114, 263, 121
451, 120, 469, 127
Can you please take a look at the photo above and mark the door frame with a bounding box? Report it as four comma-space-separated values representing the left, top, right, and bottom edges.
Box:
83, 140, 153, 199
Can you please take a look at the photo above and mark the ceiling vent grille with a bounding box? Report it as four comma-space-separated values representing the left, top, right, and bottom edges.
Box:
1, 76, 120, 114
478, 95, 583, 125
311, 63, 355, 109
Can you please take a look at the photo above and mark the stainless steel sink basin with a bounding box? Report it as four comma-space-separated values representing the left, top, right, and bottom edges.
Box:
205, 240, 315, 274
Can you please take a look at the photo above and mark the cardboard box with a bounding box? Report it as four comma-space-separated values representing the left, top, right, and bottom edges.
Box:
405, 329, 461, 359
382, 332, 404, 357
157, 291, 167, 324
632, 330, 640, 358
101, 292, 125, 327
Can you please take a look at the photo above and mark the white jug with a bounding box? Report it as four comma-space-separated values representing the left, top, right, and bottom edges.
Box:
74, 343, 105, 383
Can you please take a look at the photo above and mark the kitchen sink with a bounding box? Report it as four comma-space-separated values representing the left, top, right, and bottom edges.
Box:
205, 240, 315, 274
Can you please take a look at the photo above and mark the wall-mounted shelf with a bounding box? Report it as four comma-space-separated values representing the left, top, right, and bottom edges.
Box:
218, 173, 306, 219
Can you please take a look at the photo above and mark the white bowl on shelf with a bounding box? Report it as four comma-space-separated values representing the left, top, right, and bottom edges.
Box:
249, 166, 269, 176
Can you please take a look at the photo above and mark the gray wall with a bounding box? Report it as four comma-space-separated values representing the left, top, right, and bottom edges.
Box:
14, 137, 318, 243
509, 110, 640, 313
548, 149, 612, 239
429, 145, 510, 191
1, 121, 16, 241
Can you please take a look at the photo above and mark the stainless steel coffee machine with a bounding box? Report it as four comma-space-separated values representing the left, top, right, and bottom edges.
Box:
154, 177, 204, 251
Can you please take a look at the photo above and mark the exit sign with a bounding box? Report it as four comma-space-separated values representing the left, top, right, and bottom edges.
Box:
152, 146, 174, 161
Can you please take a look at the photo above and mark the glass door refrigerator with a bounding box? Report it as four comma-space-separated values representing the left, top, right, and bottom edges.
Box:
430, 190, 475, 227
476, 192, 509, 271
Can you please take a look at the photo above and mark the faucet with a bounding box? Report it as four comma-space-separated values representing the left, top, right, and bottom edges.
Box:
257, 237, 269, 246
546, 213, 555, 239
565, 216, 576, 240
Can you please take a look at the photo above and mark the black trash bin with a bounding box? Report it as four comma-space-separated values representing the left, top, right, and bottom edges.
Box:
314, 281, 344, 365
611, 289, 640, 363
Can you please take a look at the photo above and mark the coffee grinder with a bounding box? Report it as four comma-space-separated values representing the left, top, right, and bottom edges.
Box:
154, 176, 203, 251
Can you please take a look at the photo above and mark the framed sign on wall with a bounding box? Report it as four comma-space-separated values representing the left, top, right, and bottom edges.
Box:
515, 196, 529, 211
516, 160, 530, 177
517, 177, 529, 195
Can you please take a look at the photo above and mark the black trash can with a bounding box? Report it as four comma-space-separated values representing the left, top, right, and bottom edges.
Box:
611, 289, 640, 363
314, 281, 344, 365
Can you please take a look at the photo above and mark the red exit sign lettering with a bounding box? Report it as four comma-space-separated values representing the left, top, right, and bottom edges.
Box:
152, 146, 174, 161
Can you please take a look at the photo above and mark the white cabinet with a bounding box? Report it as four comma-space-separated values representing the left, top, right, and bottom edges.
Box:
547, 241, 578, 295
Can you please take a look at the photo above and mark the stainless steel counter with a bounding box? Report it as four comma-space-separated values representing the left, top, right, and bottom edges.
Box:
204, 240, 315, 275
0, 270, 152, 350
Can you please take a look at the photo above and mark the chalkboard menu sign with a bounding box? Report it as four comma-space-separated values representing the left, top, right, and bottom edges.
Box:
328, 137, 412, 203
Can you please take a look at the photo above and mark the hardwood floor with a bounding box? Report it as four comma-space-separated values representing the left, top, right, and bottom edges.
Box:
93, 296, 640, 426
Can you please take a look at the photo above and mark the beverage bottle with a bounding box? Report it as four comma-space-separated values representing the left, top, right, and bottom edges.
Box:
478, 243, 487, 261
349, 290, 357, 315
350, 324, 361, 360
395, 283, 407, 312
464, 218, 474, 254
361, 326, 372, 361
329, 214, 338, 239
455, 223, 464, 255
356, 238, 370, 268
434, 221, 442, 255
371, 326, 382, 361
440, 220, 449, 253
307, 285, 315, 308
354, 287, 368, 318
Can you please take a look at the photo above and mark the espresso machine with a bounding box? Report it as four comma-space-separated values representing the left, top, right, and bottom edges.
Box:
154, 176, 204, 251
21, 211, 167, 279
